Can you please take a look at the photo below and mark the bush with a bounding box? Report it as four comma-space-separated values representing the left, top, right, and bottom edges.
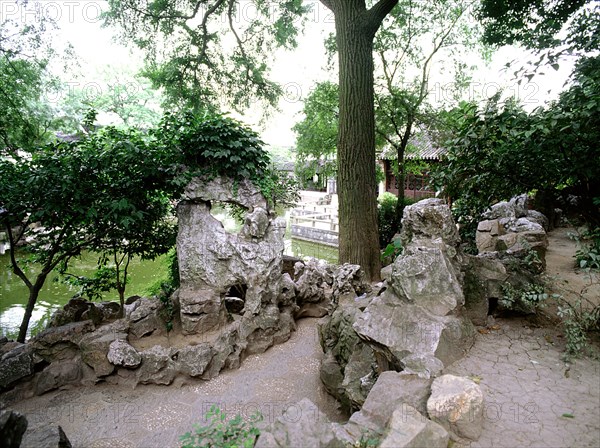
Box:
180, 406, 262, 448
377, 193, 417, 248
574, 227, 600, 270
378, 193, 399, 248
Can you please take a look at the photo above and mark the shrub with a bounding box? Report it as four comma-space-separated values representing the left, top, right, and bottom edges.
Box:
180, 406, 262, 448
378, 193, 399, 248
574, 227, 600, 270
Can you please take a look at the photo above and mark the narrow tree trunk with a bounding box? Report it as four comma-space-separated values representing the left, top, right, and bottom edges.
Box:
17, 279, 45, 343
395, 116, 413, 224
334, 4, 382, 281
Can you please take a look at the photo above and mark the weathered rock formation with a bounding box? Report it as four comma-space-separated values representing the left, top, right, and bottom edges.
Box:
427, 374, 484, 441
476, 194, 548, 262
320, 199, 475, 411
465, 194, 549, 322
0, 175, 340, 399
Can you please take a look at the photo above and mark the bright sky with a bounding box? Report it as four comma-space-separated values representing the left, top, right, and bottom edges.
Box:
1, 0, 575, 147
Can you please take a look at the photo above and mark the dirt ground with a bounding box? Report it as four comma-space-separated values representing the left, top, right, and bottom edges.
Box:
4, 226, 600, 447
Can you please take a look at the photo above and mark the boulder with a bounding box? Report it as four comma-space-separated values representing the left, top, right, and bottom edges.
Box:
31, 320, 95, 362
107, 339, 141, 368
0, 410, 28, 448
526, 210, 549, 231
427, 374, 484, 441
331, 264, 370, 303
34, 359, 82, 395
255, 398, 341, 448
20, 424, 72, 448
78, 322, 128, 377
354, 291, 474, 378
350, 372, 432, 429
294, 259, 333, 318
47, 297, 104, 328
0, 344, 34, 390
136, 345, 176, 385
129, 297, 163, 338
400, 198, 460, 248
176, 343, 214, 377
380, 406, 449, 448
463, 255, 509, 325
319, 300, 376, 410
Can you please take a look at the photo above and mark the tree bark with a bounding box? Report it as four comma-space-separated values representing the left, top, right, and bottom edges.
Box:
17, 277, 45, 343
395, 114, 414, 224
326, 0, 397, 281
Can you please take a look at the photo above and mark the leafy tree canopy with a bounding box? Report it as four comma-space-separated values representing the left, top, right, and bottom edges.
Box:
103, 0, 310, 112
431, 54, 600, 245
478, 0, 598, 52
292, 81, 338, 184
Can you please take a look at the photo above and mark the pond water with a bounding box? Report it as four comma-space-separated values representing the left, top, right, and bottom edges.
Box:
0, 208, 338, 340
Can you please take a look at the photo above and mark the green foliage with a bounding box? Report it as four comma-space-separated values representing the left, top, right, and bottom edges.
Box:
103, 0, 309, 112
156, 111, 269, 183
378, 193, 400, 249
500, 283, 548, 312
255, 165, 300, 209
557, 299, 600, 358
574, 227, 600, 270
60, 265, 119, 302
180, 406, 262, 448
345, 430, 381, 448
0, 57, 58, 154
58, 65, 163, 130
478, 0, 595, 51
432, 56, 600, 240
377, 193, 418, 250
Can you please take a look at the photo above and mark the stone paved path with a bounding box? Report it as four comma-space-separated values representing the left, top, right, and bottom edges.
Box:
445, 317, 600, 448
8, 318, 345, 448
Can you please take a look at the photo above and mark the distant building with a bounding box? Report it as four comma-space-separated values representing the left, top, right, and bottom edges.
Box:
379, 132, 446, 200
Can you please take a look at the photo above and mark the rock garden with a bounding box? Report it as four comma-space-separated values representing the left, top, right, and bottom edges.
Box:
1, 185, 599, 448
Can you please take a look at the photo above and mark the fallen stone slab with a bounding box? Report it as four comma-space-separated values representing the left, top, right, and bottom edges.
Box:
20, 424, 72, 448
380, 405, 449, 448
427, 374, 484, 441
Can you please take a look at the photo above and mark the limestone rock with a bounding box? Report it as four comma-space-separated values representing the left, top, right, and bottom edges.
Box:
463, 255, 509, 325
390, 245, 464, 316
0, 344, 33, 390
34, 359, 81, 395
427, 374, 484, 441
79, 322, 127, 377
20, 424, 72, 448
241, 206, 270, 239
176, 343, 214, 377
255, 398, 341, 448
353, 372, 433, 427
354, 291, 474, 378
526, 210, 549, 231
332, 264, 370, 303
32, 320, 95, 362
0, 410, 28, 448
107, 339, 141, 368
400, 198, 460, 248
380, 406, 449, 448
47, 297, 104, 328
129, 297, 163, 338
136, 345, 176, 385
319, 301, 376, 409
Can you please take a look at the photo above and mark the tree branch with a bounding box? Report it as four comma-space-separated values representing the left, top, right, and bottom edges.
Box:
367, 0, 399, 34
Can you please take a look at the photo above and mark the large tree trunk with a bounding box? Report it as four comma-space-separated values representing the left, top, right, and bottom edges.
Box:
329, 0, 397, 281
